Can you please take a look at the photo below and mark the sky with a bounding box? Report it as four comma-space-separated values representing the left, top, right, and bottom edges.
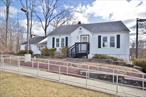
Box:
0, 0, 146, 41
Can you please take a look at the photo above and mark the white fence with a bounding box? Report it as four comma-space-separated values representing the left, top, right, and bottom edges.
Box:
0, 55, 146, 97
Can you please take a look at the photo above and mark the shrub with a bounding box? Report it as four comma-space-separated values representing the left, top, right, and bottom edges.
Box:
133, 59, 146, 73
41, 48, 49, 56
17, 50, 33, 55
41, 48, 56, 57
94, 54, 119, 61
48, 48, 56, 58
61, 47, 68, 58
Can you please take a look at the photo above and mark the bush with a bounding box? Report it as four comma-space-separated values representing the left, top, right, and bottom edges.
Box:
94, 54, 119, 61
17, 50, 33, 55
61, 47, 68, 58
48, 48, 56, 57
41, 48, 49, 56
41, 48, 56, 57
133, 59, 146, 73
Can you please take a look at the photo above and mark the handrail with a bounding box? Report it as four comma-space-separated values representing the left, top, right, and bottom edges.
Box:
68, 42, 90, 58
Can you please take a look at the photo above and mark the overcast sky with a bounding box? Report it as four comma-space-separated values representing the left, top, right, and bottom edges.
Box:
0, 0, 146, 40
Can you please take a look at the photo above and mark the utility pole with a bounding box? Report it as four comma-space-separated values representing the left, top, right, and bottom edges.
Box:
135, 18, 146, 58
136, 18, 139, 58
21, 0, 31, 62
21, 2, 30, 54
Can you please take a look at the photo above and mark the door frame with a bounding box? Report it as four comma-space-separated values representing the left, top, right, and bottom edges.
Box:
80, 34, 90, 43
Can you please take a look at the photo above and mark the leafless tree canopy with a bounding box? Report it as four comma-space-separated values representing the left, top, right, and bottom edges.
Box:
0, 0, 74, 53
35, 0, 73, 36
3, 0, 11, 47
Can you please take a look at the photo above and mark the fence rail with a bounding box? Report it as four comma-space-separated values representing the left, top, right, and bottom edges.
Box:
0, 55, 146, 97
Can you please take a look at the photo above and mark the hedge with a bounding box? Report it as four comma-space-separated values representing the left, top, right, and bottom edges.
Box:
133, 59, 146, 73
94, 54, 120, 61
41, 48, 56, 57
17, 50, 33, 55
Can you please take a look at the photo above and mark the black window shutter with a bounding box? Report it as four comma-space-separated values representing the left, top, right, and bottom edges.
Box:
98, 35, 101, 48
117, 35, 120, 48
65, 37, 68, 47
52, 37, 55, 48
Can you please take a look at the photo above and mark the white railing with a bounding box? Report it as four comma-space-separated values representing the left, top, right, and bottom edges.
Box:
0, 54, 146, 97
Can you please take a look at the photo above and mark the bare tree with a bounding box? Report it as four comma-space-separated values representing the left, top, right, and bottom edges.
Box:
3, 0, 11, 47
51, 10, 74, 29
35, 0, 71, 36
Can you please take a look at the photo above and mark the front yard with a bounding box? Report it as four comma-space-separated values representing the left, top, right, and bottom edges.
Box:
0, 71, 117, 97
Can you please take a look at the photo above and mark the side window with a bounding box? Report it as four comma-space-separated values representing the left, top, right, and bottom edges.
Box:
98, 35, 101, 48
56, 38, 59, 47
61, 38, 65, 47
110, 36, 115, 47
102, 36, 108, 47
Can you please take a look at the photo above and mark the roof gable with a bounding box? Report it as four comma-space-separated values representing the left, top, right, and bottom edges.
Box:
48, 25, 79, 36
22, 36, 46, 45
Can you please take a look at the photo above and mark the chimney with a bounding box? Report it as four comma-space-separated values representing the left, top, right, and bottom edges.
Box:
78, 21, 81, 24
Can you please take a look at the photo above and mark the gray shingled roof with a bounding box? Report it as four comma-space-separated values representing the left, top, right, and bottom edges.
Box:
48, 21, 130, 36
22, 36, 46, 45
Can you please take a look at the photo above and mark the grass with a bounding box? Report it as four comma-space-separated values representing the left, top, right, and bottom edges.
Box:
0, 71, 117, 97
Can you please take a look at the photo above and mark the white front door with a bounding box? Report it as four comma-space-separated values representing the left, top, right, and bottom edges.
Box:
80, 35, 89, 42
80, 35, 90, 52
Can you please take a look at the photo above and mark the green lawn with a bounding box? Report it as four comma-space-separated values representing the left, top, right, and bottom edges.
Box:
0, 71, 117, 97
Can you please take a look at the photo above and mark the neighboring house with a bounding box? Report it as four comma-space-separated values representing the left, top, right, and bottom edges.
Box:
47, 21, 130, 61
20, 36, 47, 54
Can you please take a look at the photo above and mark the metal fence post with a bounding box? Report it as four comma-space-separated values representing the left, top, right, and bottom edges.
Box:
10, 56, 11, 65
67, 63, 69, 75
37, 62, 40, 76
116, 74, 119, 93
142, 73, 145, 90
86, 65, 89, 88
113, 69, 115, 83
58, 63, 61, 81
18, 56, 20, 72
48, 60, 50, 72
0, 55, 2, 64
32, 59, 34, 68
2, 55, 4, 69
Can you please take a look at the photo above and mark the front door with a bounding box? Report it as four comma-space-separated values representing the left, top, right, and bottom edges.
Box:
80, 35, 89, 42
79, 35, 90, 53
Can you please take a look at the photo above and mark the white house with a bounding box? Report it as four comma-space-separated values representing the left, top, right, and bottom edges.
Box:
20, 36, 47, 54
47, 21, 130, 61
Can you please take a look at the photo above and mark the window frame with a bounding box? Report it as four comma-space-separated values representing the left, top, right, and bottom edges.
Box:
56, 38, 60, 47
80, 34, 89, 42
102, 36, 108, 48
110, 36, 115, 48
61, 38, 65, 47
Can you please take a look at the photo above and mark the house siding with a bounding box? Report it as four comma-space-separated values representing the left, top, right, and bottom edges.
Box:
47, 35, 71, 51
20, 44, 41, 54
47, 26, 129, 61
90, 32, 129, 61
31, 45, 41, 54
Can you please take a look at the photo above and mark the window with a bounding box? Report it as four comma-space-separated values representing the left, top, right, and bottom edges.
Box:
102, 36, 108, 47
56, 38, 59, 47
80, 35, 89, 42
110, 36, 115, 47
61, 38, 65, 47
